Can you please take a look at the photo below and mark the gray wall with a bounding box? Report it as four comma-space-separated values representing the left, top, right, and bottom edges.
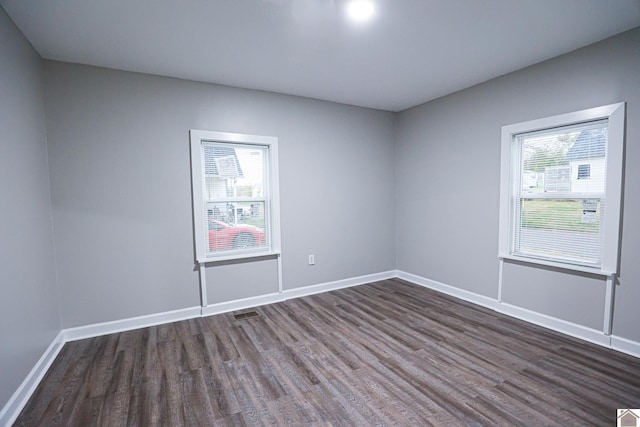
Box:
43, 62, 396, 327
0, 8, 61, 410
206, 257, 279, 304
395, 27, 640, 342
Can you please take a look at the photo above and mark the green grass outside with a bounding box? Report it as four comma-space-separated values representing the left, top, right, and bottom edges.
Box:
521, 199, 600, 233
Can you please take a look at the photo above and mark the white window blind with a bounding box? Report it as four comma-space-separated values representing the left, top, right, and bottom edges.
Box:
203, 142, 270, 253
190, 130, 281, 263
514, 120, 607, 267
498, 103, 625, 275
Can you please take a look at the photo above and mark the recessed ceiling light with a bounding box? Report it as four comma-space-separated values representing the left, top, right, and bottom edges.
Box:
346, 0, 375, 22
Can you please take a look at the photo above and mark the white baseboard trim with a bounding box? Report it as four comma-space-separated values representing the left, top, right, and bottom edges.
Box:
396, 270, 500, 311
611, 335, 640, 359
63, 306, 202, 342
0, 331, 65, 427
201, 270, 397, 317
284, 270, 396, 300
496, 302, 610, 347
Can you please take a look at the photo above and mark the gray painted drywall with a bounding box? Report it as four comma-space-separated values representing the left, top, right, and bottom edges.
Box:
43, 62, 396, 328
0, 7, 61, 410
396, 27, 640, 341
501, 262, 605, 330
205, 257, 279, 304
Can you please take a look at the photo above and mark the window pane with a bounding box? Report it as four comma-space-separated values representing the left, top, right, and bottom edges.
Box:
516, 198, 602, 265
203, 143, 266, 201
519, 121, 607, 194
204, 201, 268, 254
202, 142, 269, 255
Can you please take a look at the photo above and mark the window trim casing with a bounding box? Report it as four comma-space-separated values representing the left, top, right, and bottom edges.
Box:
190, 129, 281, 264
498, 103, 625, 276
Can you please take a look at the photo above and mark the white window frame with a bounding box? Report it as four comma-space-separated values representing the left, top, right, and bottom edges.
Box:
190, 130, 281, 263
498, 103, 625, 276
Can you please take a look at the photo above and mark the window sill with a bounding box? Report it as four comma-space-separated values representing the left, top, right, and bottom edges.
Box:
498, 254, 615, 277
198, 250, 281, 264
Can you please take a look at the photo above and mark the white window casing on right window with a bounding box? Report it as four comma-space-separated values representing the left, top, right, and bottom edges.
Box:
498, 103, 625, 276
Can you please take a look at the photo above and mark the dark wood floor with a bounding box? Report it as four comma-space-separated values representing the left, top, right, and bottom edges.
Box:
14, 279, 640, 426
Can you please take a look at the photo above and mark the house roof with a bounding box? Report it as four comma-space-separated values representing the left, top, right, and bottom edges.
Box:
565, 128, 607, 161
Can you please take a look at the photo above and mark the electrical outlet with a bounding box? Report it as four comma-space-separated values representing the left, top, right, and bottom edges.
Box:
308, 254, 315, 265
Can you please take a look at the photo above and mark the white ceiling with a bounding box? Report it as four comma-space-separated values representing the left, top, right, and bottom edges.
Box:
3, 0, 640, 112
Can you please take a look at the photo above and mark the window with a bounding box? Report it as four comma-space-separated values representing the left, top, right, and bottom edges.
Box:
498, 103, 625, 274
577, 164, 591, 179
190, 130, 281, 262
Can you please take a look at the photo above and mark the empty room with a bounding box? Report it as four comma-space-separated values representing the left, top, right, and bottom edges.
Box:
2, 0, 640, 425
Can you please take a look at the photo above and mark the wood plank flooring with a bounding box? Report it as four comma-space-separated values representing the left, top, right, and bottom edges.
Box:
14, 279, 640, 426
